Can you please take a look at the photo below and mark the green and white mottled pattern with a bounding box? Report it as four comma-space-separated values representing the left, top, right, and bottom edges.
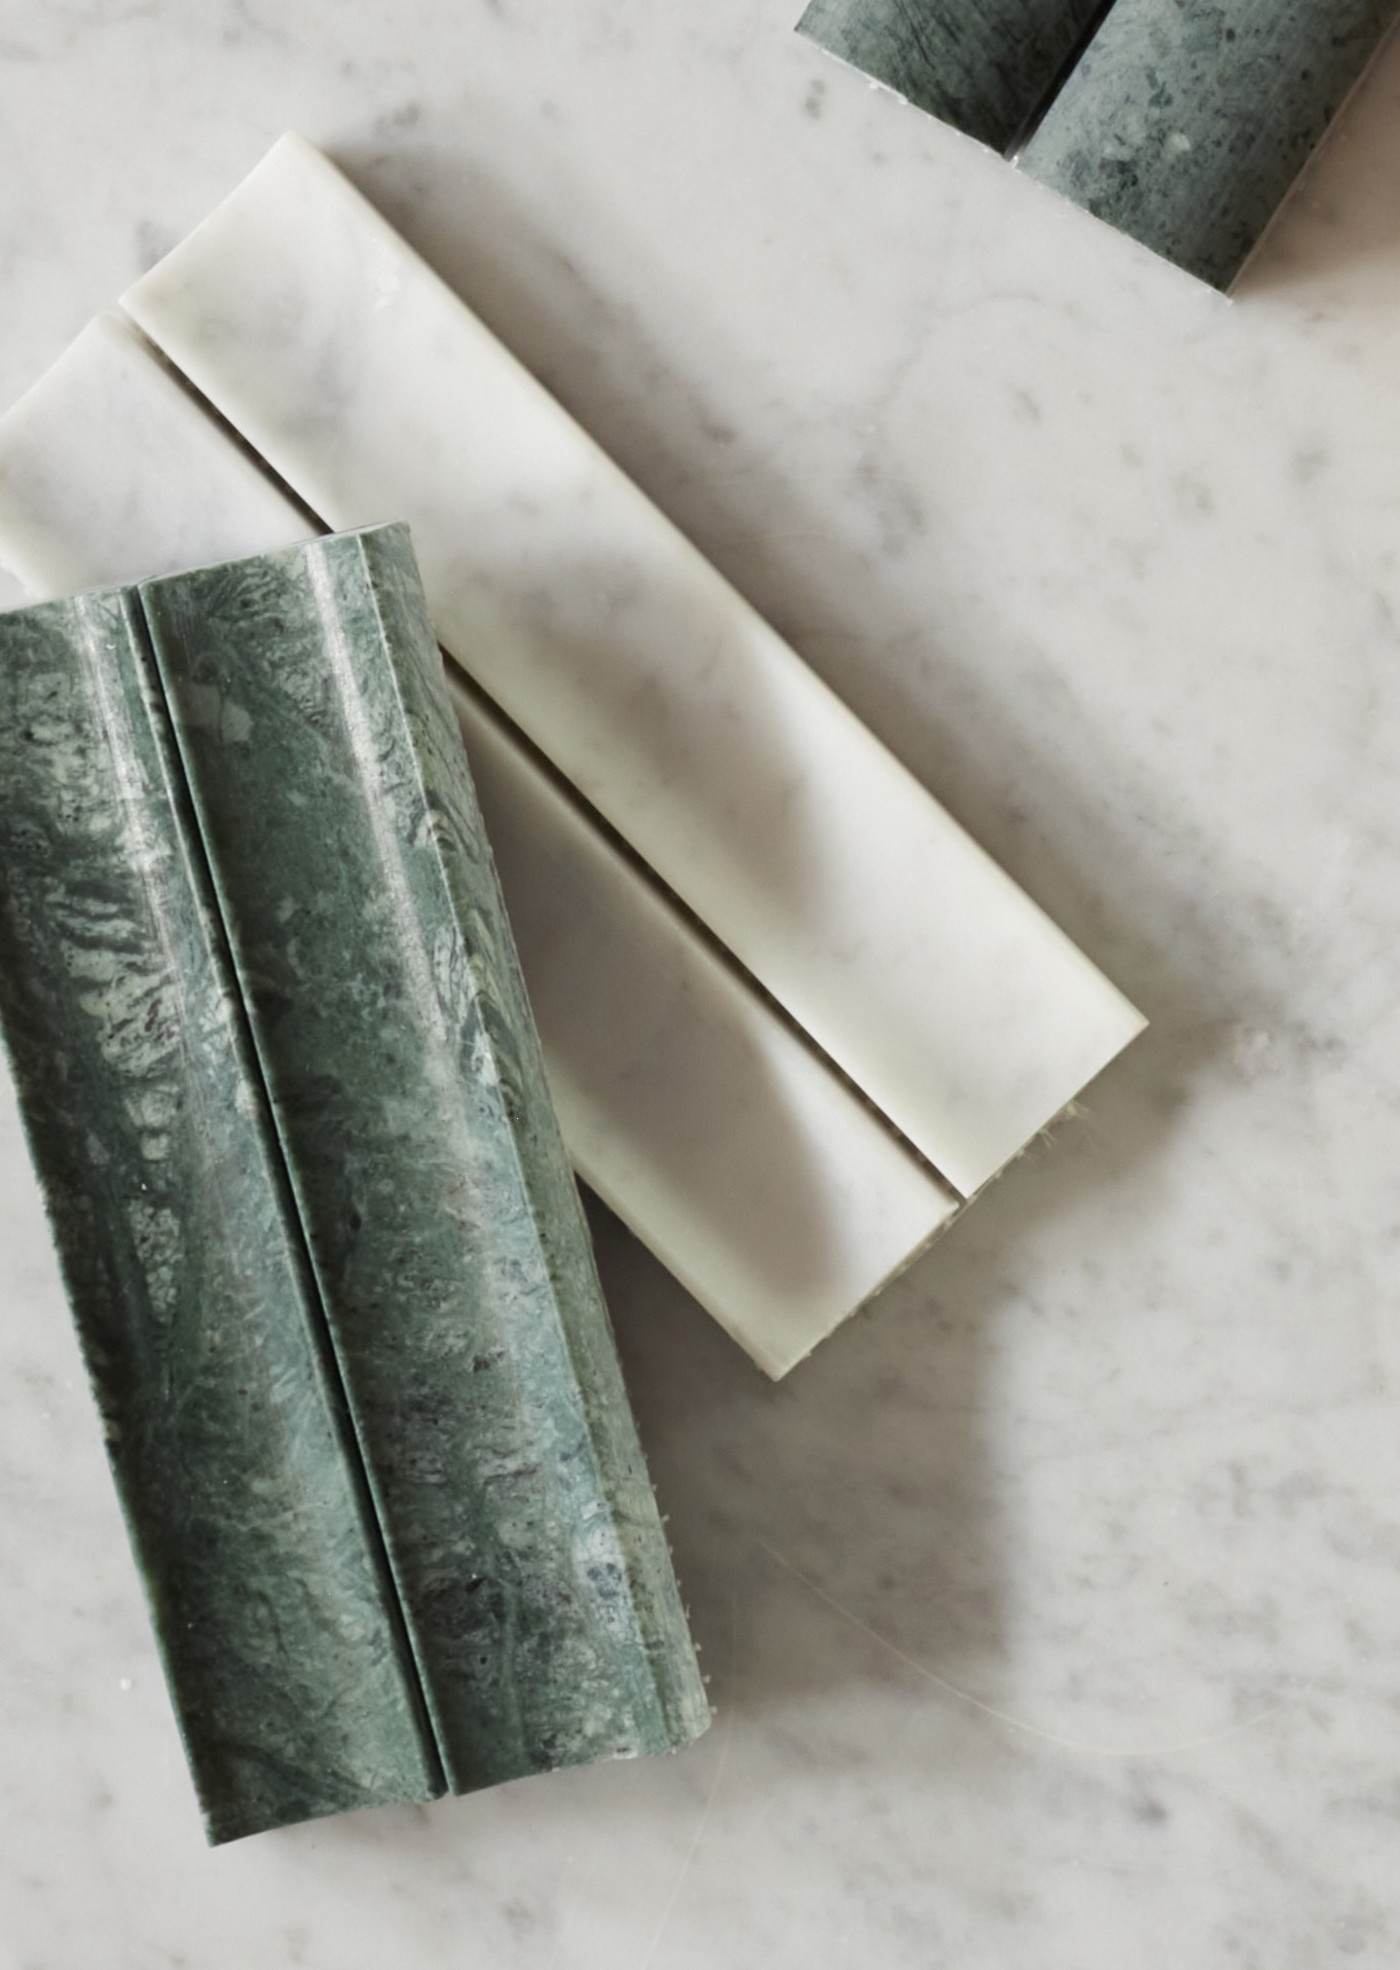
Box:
140, 526, 709, 1791
797, 0, 1106, 152
0, 589, 442, 1844
1020, 0, 1400, 288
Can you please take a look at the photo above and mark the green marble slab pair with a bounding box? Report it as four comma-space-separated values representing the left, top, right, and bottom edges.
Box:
0, 526, 707, 1842
797, 0, 1400, 288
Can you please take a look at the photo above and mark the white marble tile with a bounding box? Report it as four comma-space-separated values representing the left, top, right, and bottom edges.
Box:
122, 135, 1144, 1197
458, 681, 958, 1376
6, 2, 1400, 1962
0, 310, 955, 1376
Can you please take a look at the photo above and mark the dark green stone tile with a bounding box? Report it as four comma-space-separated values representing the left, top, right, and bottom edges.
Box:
1019, 0, 1400, 288
0, 589, 442, 1844
797, 0, 1107, 152
140, 525, 709, 1793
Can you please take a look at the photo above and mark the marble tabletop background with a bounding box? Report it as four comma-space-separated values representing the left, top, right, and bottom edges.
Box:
4, 4, 1400, 1965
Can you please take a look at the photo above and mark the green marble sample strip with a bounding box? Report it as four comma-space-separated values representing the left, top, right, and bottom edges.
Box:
139, 525, 709, 1790
0, 589, 442, 1844
1016, 0, 1400, 287
797, 0, 1108, 152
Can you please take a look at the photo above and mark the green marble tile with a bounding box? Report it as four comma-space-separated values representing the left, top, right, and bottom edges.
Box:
0, 589, 442, 1844
1019, 0, 1400, 288
139, 525, 709, 1792
797, 0, 1107, 152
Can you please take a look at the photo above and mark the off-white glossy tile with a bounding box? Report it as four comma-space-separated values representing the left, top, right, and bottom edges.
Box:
457, 683, 959, 1378
0, 315, 956, 1375
122, 135, 1145, 1196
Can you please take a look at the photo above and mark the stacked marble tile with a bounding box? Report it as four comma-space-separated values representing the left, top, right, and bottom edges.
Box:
0, 526, 708, 1841
797, 0, 1400, 288
0, 140, 1145, 1387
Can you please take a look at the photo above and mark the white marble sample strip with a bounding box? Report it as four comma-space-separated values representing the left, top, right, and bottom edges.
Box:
796, 0, 1106, 155
0, 315, 318, 592
0, 314, 957, 1377
122, 134, 1145, 1199
1019, 0, 1400, 290
458, 686, 958, 1378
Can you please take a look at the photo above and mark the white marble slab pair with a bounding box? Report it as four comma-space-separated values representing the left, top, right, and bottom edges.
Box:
0, 316, 956, 1379
119, 135, 1145, 1202
0, 138, 1142, 1371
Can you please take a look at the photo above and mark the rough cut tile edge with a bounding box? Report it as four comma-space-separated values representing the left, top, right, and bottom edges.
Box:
0, 312, 957, 1376
121, 134, 1146, 1196
0, 586, 442, 1843
141, 523, 709, 1778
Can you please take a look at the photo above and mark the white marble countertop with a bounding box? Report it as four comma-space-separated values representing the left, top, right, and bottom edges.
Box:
4, 5, 1400, 1965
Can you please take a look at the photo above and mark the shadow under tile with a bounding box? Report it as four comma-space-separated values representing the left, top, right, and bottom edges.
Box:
596, 1005, 1210, 1741
482, 547, 826, 969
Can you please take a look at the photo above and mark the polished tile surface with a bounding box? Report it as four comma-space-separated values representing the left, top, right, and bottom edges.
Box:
4, 1, 1400, 1961
143, 525, 708, 1791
